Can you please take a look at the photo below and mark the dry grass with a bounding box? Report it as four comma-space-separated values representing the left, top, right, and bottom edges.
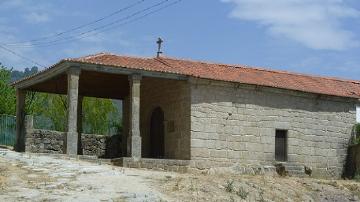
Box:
154, 172, 360, 201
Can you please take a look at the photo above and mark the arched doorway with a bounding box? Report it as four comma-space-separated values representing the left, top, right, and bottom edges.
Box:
150, 107, 165, 158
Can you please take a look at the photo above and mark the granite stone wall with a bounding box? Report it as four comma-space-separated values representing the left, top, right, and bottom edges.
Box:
80, 133, 122, 158
25, 129, 121, 158
26, 129, 65, 154
140, 77, 191, 159
190, 78, 358, 178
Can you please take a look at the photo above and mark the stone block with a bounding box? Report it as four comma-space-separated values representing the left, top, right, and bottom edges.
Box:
210, 150, 227, 158
191, 139, 207, 148
191, 148, 209, 158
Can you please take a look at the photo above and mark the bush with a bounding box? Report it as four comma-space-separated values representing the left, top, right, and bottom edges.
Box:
236, 187, 249, 199
353, 124, 360, 144
356, 124, 360, 136
225, 179, 235, 193
354, 170, 360, 182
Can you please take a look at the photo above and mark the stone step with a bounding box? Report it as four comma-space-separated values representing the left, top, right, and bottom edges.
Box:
286, 166, 304, 171
275, 162, 311, 177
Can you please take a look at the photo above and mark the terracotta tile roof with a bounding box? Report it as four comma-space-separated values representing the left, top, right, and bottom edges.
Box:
14, 52, 360, 99
67, 53, 360, 99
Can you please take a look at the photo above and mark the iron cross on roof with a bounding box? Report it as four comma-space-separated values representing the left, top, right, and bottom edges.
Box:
156, 37, 163, 57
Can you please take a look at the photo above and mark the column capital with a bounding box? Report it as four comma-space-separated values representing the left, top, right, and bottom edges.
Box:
67, 66, 81, 75
128, 74, 142, 82
16, 88, 26, 96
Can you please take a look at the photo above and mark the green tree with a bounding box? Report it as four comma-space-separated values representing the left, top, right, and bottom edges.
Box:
82, 97, 119, 135
11, 66, 38, 82
0, 65, 16, 115
33, 93, 67, 131
33, 94, 120, 134
0, 64, 41, 116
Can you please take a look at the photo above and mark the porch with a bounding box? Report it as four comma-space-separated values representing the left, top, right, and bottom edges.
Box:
13, 59, 191, 162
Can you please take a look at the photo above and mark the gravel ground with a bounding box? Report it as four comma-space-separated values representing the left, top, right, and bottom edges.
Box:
1, 148, 360, 202
0, 148, 168, 202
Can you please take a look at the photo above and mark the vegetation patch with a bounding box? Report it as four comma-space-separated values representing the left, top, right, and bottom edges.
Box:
356, 124, 360, 138
236, 186, 249, 199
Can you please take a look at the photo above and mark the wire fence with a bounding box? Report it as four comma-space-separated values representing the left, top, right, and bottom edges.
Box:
33, 115, 120, 135
0, 114, 16, 146
0, 114, 120, 147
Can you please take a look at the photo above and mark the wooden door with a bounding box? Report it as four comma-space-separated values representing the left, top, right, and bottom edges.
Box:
150, 107, 164, 158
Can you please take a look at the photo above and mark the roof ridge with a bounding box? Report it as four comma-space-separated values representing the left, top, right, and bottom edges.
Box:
74, 52, 108, 60
159, 56, 360, 85
85, 52, 154, 60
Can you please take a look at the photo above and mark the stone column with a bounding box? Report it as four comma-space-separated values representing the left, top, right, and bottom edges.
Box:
122, 96, 129, 156
127, 74, 142, 158
77, 96, 83, 155
66, 67, 81, 155
15, 89, 26, 152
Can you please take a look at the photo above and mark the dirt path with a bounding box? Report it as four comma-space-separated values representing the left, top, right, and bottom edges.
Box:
0, 149, 168, 201
1, 148, 360, 202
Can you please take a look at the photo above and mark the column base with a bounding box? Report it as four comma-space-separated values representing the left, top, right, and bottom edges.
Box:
66, 132, 78, 155
127, 135, 141, 159
14, 140, 25, 152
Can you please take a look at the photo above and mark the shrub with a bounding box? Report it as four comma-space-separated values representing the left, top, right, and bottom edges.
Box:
356, 124, 360, 137
236, 187, 249, 199
189, 180, 195, 191
354, 170, 360, 182
258, 190, 266, 202
353, 124, 360, 144
225, 179, 235, 193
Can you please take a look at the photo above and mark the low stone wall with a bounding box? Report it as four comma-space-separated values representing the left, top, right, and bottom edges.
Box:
26, 129, 65, 154
80, 134, 107, 157
25, 129, 121, 158
80, 133, 121, 158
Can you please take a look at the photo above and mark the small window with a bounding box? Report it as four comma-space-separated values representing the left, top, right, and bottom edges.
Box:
275, 130, 287, 162
357, 106, 360, 123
